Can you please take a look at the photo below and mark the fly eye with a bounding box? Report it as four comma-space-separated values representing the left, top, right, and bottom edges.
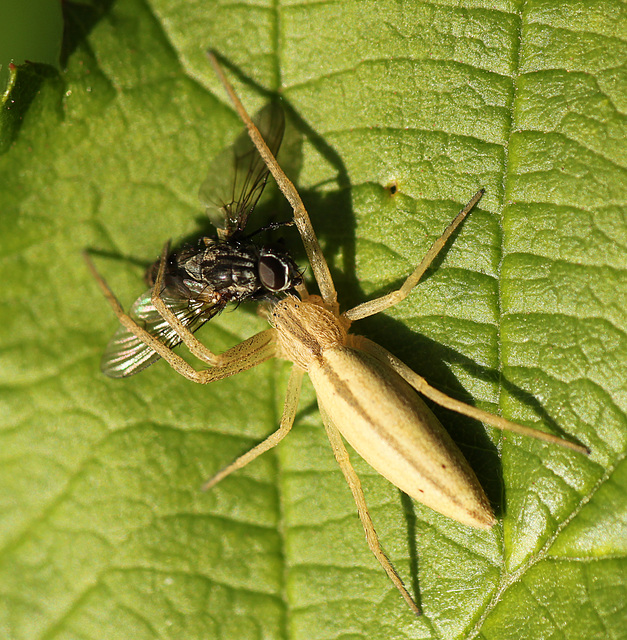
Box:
258, 255, 290, 291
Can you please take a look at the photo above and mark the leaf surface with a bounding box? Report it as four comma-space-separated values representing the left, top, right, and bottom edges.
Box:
0, 1, 625, 639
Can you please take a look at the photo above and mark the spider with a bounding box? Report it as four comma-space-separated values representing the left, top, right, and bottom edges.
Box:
85, 53, 588, 616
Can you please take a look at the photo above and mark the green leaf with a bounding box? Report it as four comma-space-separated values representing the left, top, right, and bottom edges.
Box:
1, 1, 625, 639
0, 0, 63, 99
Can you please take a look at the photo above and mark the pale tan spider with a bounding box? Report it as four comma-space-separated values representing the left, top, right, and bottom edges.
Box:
86, 53, 588, 616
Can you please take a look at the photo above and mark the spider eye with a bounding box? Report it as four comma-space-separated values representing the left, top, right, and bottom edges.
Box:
258, 254, 290, 291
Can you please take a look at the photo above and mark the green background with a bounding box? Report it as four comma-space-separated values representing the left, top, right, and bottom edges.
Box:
1, 0, 625, 638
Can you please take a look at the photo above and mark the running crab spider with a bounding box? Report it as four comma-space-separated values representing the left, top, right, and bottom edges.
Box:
85, 53, 589, 616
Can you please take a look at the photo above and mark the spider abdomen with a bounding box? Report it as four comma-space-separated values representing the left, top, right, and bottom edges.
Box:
309, 346, 496, 529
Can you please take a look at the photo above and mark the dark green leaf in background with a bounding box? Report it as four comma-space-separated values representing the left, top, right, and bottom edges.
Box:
0, 1, 625, 639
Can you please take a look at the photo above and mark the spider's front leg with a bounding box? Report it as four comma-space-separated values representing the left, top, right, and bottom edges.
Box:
207, 52, 338, 310
150, 241, 226, 367
85, 251, 278, 384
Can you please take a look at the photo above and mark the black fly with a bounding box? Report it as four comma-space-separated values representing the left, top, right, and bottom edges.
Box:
101, 103, 302, 378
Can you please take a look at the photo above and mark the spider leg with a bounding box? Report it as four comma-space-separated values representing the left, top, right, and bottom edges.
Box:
320, 404, 421, 617
85, 251, 277, 383
150, 241, 226, 366
202, 367, 304, 490
356, 336, 589, 455
344, 189, 484, 321
208, 52, 338, 310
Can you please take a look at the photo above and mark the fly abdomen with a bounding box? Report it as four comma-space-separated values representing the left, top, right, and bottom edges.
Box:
196, 245, 259, 293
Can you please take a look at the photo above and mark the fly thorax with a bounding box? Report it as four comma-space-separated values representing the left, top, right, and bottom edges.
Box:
270, 296, 348, 370
228, 262, 258, 287
195, 249, 258, 294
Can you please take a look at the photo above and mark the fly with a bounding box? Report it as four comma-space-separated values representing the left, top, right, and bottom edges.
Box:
101, 103, 302, 378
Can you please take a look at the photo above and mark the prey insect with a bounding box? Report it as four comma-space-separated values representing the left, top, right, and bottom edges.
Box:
100, 102, 301, 378
86, 54, 589, 616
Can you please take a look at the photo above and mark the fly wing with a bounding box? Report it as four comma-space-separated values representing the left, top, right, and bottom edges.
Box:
101, 289, 222, 378
198, 102, 285, 237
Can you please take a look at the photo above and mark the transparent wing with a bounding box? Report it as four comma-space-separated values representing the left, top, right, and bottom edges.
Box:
101, 289, 222, 378
198, 102, 285, 237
